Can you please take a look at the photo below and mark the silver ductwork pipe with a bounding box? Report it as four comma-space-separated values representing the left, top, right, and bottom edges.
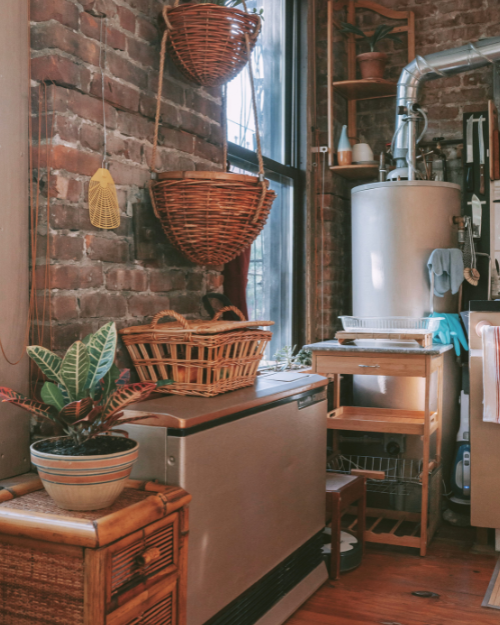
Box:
394, 36, 500, 174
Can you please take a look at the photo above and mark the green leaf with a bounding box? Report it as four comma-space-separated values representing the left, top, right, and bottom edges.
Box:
156, 379, 175, 388
82, 333, 93, 346
371, 24, 396, 49
60, 341, 90, 402
26, 346, 62, 383
86, 322, 117, 393
100, 382, 157, 421
101, 363, 121, 400
339, 22, 368, 40
1, 394, 59, 424
59, 384, 70, 403
41, 382, 66, 412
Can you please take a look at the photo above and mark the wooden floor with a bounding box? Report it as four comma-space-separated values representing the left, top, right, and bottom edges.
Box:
286, 527, 499, 625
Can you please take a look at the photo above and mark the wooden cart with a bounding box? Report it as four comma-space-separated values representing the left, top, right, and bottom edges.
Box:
308, 342, 446, 556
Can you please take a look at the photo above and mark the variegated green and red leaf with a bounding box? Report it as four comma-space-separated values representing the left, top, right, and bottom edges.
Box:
100, 382, 157, 421
1, 396, 59, 424
59, 397, 94, 425
0, 387, 25, 402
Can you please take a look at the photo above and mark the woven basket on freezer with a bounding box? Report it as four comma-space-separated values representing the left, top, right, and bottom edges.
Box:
165, 3, 261, 87
150, 171, 276, 266
120, 307, 273, 398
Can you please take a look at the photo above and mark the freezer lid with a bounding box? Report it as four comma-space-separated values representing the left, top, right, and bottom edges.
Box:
122, 373, 328, 430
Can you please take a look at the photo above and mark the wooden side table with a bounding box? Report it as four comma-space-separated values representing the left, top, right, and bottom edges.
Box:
0, 473, 191, 625
308, 342, 446, 556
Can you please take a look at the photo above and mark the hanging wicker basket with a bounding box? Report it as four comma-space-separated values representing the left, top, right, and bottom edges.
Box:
164, 2, 261, 87
150, 171, 276, 266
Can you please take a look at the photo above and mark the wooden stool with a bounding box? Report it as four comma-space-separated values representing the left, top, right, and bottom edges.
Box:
325, 472, 366, 580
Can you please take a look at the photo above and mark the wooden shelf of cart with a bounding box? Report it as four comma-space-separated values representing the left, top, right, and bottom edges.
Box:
306, 342, 446, 557
336, 330, 433, 348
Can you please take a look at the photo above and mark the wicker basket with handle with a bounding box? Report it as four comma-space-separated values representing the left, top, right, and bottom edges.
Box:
120, 307, 274, 398
165, 1, 261, 87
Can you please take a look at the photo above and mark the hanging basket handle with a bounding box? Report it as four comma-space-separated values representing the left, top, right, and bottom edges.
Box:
151, 309, 190, 329
213, 306, 247, 322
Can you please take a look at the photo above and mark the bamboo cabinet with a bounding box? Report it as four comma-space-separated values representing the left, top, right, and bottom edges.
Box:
0, 475, 191, 625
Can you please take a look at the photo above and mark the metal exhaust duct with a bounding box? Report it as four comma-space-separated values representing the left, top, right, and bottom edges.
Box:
393, 36, 500, 175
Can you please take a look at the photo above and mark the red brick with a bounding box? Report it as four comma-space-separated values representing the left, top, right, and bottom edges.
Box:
179, 110, 210, 139
46, 175, 83, 202
51, 234, 85, 261
128, 294, 170, 317
34, 144, 102, 177
51, 86, 117, 129
185, 91, 221, 121
116, 109, 154, 140
168, 293, 200, 315
148, 73, 185, 107
118, 6, 136, 33
86, 235, 129, 263
127, 38, 157, 69
54, 115, 81, 144
186, 273, 203, 290
80, 12, 126, 51
158, 127, 194, 154
80, 292, 127, 318
80, 123, 105, 153
106, 268, 148, 291
127, 0, 150, 14
80, 0, 117, 18
107, 160, 150, 186
31, 55, 91, 91
106, 51, 148, 89
50, 294, 79, 321
106, 134, 129, 158
193, 138, 222, 165
139, 93, 180, 125
136, 17, 158, 43
31, 22, 100, 67
36, 264, 103, 290
51, 322, 95, 351
90, 74, 140, 112
30, 0, 79, 29
150, 270, 186, 292
206, 273, 223, 290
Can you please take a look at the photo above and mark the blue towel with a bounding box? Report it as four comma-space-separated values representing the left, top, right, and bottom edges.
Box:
429, 312, 468, 356
427, 249, 464, 297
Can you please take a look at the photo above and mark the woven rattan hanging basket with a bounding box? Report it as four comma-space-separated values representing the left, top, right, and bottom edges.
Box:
165, 2, 261, 87
149, 3, 276, 266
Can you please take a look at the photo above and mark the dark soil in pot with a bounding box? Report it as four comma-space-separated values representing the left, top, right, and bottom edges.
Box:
33, 436, 137, 457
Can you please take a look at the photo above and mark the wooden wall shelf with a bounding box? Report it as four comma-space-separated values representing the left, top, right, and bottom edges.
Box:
327, 0, 416, 167
332, 79, 397, 101
329, 164, 379, 179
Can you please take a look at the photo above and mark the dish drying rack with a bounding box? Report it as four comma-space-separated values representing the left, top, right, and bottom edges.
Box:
335, 316, 442, 348
328, 454, 423, 496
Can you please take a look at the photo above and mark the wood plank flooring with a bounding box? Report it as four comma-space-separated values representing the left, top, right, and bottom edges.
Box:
286, 528, 498, 625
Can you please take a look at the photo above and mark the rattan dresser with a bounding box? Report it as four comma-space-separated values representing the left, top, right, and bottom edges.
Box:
0, 473, 190, 625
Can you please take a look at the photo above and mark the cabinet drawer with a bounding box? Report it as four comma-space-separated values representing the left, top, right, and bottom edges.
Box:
107, 513, 179, 610
315, 354, 426, 377
107, 576, 177, 625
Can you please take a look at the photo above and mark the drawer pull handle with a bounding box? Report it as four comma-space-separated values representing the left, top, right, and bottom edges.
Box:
358, 364, 380, 368
136, 547, 162, 567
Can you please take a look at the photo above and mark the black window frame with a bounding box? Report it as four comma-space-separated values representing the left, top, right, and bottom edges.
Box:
227, 0, 307, 349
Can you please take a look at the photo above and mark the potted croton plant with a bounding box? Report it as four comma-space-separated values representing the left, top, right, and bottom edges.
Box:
0, 322, 170, 511
340, 23, 401, 80
164, 0, 263, 87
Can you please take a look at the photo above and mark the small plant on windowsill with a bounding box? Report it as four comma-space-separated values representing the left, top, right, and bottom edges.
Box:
339, 22, 401, 80
0, 322, 172, 511
273, 346, 312, 372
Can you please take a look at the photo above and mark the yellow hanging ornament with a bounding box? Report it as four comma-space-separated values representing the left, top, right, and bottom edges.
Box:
89, 168, 120, 229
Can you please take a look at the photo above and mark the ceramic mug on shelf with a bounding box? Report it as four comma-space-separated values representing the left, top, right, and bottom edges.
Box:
352, 143, 374, 163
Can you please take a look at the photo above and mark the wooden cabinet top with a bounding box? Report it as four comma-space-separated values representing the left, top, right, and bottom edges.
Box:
0, 473, 190, 549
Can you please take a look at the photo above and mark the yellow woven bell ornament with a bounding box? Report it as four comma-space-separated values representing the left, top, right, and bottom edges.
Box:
88, 17, 120, 230
89, 168, 120, 229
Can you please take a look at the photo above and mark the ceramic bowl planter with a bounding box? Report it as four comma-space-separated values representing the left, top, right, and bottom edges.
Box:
357, 52, 388, 80
30, 436, 139, 511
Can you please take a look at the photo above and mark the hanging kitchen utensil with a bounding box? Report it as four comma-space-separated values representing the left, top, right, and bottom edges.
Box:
478, 115, 486, 196
148, 4, 276, 266
470, 193, 483, 238
463, 217, 480, 286
164, 0, 261, 87
89, 18, 120, 230
466, 115, 474, 193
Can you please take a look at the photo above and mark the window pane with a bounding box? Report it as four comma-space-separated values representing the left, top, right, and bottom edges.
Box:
226, 0, 286, 164
230, 160, 294, 358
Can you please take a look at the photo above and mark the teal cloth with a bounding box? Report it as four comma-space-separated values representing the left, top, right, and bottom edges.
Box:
429, 312, 468, 356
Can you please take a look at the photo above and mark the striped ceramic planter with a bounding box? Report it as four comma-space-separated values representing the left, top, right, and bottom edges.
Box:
30, 437, 140, 511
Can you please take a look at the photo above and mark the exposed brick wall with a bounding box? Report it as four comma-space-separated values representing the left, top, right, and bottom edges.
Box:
30, 0, 224, 366
314, 0, 498, 341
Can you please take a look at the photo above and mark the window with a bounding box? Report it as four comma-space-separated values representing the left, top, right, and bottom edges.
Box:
227, 0, 305, 358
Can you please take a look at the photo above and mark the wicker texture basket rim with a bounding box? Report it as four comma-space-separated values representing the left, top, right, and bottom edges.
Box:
120, 319, 274, 337
168, 2, 260, 21
156, 170, 268, 184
